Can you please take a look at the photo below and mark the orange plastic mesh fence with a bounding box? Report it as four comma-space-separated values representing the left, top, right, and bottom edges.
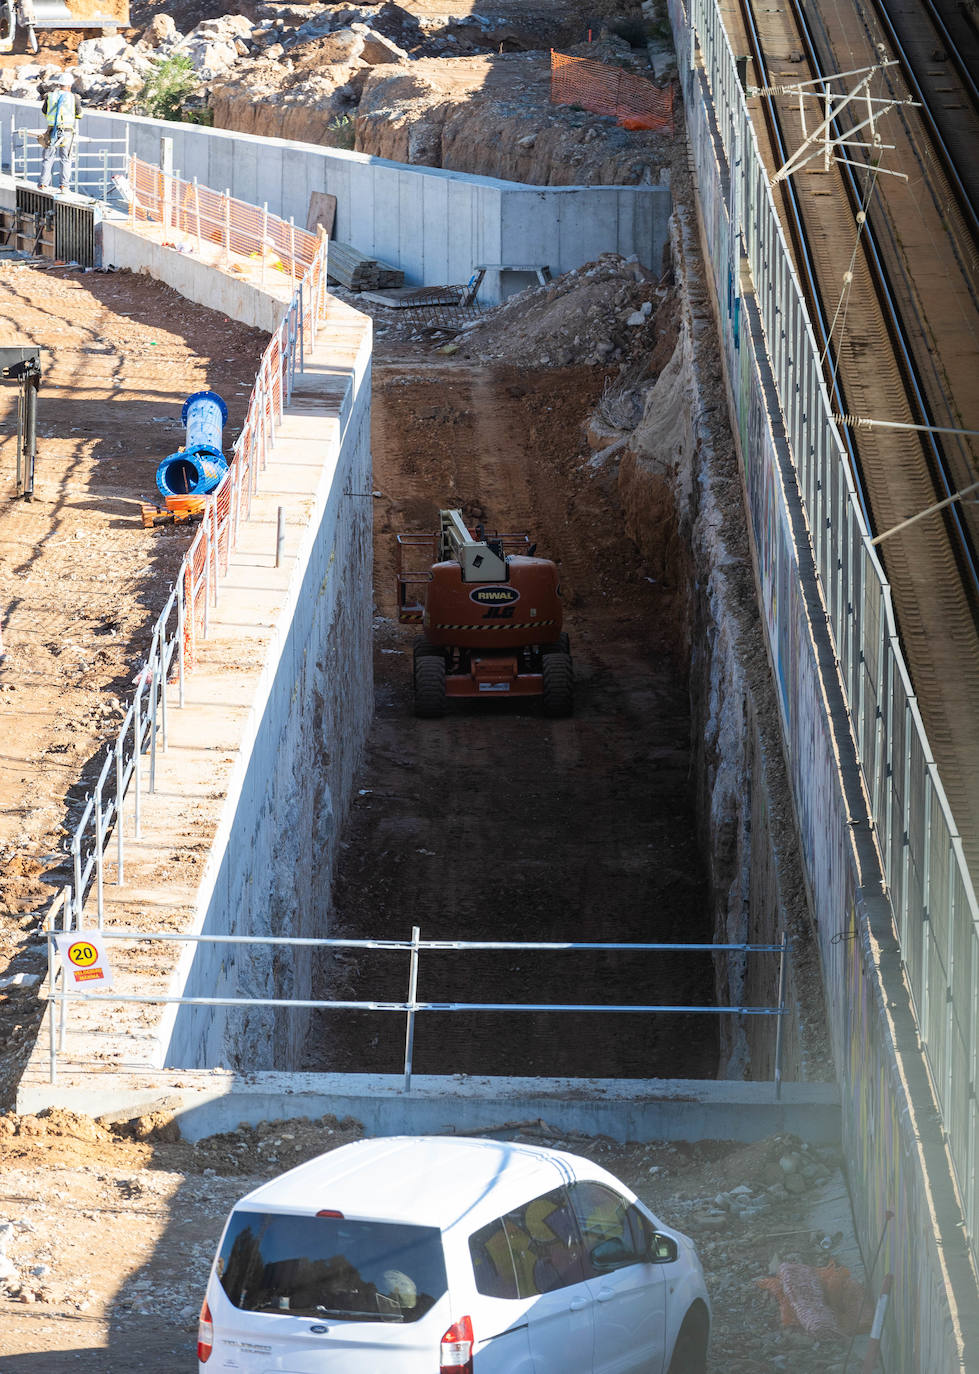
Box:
128, 157, 320, 278
550, 50, 674, 132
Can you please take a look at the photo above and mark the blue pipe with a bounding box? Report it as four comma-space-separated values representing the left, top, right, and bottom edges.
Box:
155, 390, 229, 498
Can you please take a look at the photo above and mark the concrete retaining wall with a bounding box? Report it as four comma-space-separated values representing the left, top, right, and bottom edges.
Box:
669, 3, 979, 1369
100, 219, 290, 332
163, 351, 373, 1071
0, 98, 671, 302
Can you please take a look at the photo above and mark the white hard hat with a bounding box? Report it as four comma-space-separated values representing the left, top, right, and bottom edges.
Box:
56, 71, 73, 85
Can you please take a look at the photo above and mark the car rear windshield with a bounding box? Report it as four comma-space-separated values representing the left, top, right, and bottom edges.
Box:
217, 1210, 448, 1323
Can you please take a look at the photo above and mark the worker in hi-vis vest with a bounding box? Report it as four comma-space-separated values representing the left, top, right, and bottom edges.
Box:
39, 71, 81, 193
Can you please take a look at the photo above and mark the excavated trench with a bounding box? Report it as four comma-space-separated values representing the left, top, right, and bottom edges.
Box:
291, 200, 825, 1087
302, 359, 719, 1082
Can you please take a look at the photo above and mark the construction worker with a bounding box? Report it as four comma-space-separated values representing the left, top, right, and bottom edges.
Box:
39, 72, 81, 193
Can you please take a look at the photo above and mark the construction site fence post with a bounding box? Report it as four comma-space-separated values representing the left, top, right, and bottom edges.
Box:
46, 898, 57, 1084
403, 925, 421, 1092
133, 676, 142, 841
773, 933, 787, 1100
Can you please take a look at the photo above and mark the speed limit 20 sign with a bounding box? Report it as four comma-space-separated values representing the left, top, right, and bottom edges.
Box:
54, 932, 114, 989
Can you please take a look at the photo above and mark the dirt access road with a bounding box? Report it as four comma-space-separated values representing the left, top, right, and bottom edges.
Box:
304, 355, 719, 1082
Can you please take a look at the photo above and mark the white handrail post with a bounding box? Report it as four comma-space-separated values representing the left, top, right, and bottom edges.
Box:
261, 202, 268, 287
149, 644, 159, 794
47, 902, 57, 1084
115, 732, 125, 884
177, 573, 186, 708
94, 765, 105, 929
224, 187, 231, 267
193, 177, 202, 253
160, 625, 169, 749
210, 498, 220, 605
133, 678, 142, 840
403, 925, 420, 1092
71, 830, 82, 925
203, 521, 212, 638
773, 933, 788, 1101
59, 881, 71, 1052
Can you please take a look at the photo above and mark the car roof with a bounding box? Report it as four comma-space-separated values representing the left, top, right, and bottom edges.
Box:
234, 1136, 606, 1233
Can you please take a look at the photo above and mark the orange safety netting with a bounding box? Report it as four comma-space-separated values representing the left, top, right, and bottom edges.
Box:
550, 50, 674, 132
127, 157, 321, 280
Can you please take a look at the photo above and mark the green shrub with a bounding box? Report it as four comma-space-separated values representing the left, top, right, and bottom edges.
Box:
326, 114, 356, 150
132, 54, 199, 122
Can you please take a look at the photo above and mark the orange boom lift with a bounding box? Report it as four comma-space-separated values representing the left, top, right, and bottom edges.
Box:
396, 509, 573, 719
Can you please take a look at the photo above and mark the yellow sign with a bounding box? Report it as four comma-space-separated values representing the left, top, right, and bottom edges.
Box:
54, 932, 114, 989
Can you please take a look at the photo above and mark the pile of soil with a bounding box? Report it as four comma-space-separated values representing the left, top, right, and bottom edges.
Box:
453, 253, 673, 369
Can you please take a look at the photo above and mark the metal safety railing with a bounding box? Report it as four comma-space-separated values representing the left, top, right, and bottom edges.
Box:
43, 922, 789, 1093
59, 163, 329, 929
672, 0, 979, 1267
9, 118, 129, 200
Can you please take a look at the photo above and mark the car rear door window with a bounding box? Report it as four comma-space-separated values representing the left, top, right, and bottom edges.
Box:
469, 1187, 585, 1299
218, 1211, 447, 1322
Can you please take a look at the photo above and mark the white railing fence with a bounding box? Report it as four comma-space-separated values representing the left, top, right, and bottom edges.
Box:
43, 925, 789, 1093
9, 116, 129, 199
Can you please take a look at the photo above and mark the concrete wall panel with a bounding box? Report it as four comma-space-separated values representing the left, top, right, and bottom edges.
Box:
0, 98, 671, 302
100, 222, 290, 331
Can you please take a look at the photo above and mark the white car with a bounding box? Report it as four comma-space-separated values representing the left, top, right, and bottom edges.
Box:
198, 1135, 710, 1373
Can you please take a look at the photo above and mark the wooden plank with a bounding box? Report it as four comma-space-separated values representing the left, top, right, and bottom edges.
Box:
306, 192, 336, 238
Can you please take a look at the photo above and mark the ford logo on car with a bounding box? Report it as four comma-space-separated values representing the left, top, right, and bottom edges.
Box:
469, 586, 520, 605
309, 1325, 330, 1334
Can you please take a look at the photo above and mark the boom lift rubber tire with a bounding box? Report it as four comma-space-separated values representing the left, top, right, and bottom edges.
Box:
541, 650, 573, 718
414, 653, 447, 719
543, 632, 571, 659
413, 639, 445, 662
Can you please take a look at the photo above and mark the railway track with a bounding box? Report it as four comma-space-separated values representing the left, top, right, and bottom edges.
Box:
720, 0, 979, 873
871, 0, 979, 246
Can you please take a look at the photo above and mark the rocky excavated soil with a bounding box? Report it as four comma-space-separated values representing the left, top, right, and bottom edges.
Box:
0, 1109, 870, 1372
1, 2, 678, 190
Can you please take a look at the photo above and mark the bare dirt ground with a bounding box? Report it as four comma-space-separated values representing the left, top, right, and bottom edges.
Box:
0, 261, 268, 1107
0, 1108, 867, 1372
303, 356, 718, 1081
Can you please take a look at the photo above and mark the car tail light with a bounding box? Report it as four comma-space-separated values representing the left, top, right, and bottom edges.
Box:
316, 1209, 344, 1218
440, 1314, 474, 1373
197, 1298, 213, 1363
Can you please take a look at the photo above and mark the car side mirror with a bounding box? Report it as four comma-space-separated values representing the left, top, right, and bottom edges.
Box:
646, 1233, 679, 1264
